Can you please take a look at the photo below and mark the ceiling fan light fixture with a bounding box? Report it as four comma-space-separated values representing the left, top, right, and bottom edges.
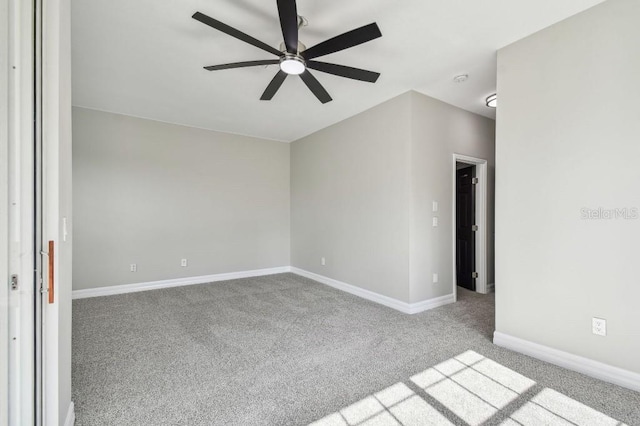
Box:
280, 55, 306, 75
486, 93, 497, 108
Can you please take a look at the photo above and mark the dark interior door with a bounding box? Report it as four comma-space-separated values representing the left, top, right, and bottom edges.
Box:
456, 165, 476, 291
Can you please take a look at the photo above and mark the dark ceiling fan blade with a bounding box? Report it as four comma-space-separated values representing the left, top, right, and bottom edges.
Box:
260, 70, 288, 100
302, 23, 382, 60
277, 0, 298, 54
299, 70, 332, 104
204, 60, 280, 71
306, 61, 380, 83
193, 12, 283, 57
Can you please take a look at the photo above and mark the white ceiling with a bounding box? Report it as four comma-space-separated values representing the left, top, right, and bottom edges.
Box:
71, 0, 604, 142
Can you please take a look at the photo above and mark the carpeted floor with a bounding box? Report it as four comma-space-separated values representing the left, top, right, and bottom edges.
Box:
72, 273, 640, 425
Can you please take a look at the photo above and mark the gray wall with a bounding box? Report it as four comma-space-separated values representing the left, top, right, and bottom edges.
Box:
291, 91, 495, 304
291, 93, 412, 302
73, 107, 290, 289
410, 92, 495, 303
496, 0, 640, 373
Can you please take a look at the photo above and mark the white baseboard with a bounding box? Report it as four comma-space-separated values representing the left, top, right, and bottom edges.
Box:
72, 266, 455, 315
72, 266, 291, 299
493, 331, 640, 392
408, 293, 456, 314
64, 402, 75, 426
290, 267, 454, 315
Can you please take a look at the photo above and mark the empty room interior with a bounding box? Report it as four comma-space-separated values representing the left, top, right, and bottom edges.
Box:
2, 0, 639, 425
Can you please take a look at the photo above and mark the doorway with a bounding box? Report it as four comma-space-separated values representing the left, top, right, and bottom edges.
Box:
456, 163, 476, 291
452, 154, 488, 299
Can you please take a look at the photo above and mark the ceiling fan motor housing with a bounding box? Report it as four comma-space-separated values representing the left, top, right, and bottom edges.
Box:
279, 41, 307, 54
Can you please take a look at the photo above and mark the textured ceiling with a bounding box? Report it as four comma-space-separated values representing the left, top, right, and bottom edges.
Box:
71, 0, 604, 142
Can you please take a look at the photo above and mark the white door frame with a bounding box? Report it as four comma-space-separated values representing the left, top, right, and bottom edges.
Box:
4, 0, 38, 423
3, 0, 66, 423
1, 0, 10, 422
42, 0, 64, 422
452, 154, 488, 300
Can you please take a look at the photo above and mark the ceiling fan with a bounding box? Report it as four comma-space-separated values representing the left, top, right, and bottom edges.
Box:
192, 0, 382, 104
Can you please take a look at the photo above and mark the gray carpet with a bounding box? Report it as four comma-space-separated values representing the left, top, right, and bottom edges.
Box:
72, 273, 640, 425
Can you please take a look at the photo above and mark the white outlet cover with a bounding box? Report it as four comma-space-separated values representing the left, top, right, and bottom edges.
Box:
432, 217, 439, 227
592, 317, 606, 336
432, 201, 439, 212
433, 273, 439, 283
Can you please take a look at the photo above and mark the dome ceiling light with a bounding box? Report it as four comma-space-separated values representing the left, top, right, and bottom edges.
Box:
486, 93, 497, 108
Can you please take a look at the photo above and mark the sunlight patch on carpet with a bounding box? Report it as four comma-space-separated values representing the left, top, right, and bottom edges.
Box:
309, 350, 626, 426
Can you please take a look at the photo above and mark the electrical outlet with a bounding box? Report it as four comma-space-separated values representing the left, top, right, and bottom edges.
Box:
432, 201, 439, 212
321, 257, 326, 266
181, 259, 188, 267
433, 273, 439, 283
130, 264, 137, 272
432, 217, 439, 227
592, 317, 606, 336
